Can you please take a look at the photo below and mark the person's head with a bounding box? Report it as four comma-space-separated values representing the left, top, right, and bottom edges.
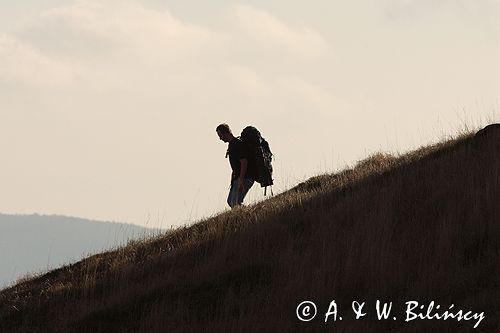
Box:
216, 123, 233, 143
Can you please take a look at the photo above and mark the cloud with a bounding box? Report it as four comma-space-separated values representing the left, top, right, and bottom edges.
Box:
233, 5, 329, 59
39, 0, 218, 55
1, 0, 336, 110
0, 34, 80, 87
6, 0, 227, 90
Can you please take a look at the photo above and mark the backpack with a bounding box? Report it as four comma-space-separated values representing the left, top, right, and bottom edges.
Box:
240, 126, 274, 195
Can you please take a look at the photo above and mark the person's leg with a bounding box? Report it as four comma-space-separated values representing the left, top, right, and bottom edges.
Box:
236, 179, 254, 205
227, 178, 239, 208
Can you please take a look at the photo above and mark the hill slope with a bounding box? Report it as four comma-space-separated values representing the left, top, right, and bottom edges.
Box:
0, 129, 499, 332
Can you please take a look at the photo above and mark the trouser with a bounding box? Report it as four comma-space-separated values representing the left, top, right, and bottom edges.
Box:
227, 178, 254, 208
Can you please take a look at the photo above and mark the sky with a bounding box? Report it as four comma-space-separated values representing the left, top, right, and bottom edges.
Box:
1, 0, 499, 228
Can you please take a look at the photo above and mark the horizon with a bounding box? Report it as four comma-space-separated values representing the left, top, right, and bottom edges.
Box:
1, 0, 498, 228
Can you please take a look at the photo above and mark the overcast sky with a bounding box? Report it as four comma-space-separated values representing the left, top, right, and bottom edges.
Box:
1, 0, 498, 228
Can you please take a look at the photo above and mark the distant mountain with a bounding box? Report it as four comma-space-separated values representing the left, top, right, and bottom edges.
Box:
0, 214, 157, 288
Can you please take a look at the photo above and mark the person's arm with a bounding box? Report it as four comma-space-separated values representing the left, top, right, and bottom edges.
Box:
239, 158, 248, 180
238, 158, 248, 192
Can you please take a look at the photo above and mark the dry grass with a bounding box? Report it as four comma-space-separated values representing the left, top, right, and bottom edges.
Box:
0, 129, 499, 332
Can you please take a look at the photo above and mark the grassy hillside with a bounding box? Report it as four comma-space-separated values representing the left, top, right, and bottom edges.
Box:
0, 128, 499, 332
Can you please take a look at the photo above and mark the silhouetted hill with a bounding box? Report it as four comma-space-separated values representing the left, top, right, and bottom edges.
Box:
0, 214, 156, 288
0, 127, 499, 332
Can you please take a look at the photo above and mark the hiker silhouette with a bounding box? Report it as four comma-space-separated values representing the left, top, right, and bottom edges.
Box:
216, 123, 256, 208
